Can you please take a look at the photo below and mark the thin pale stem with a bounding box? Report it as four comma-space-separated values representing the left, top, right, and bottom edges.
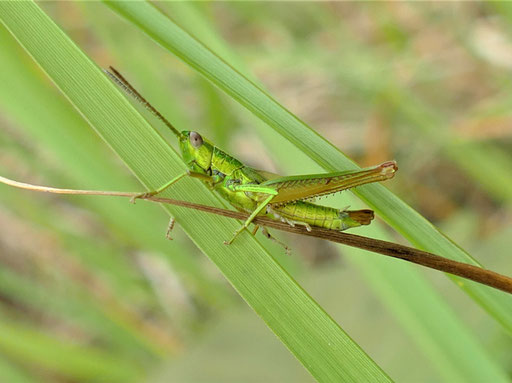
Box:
0, 175, 135, 197
1, 174, 511, 295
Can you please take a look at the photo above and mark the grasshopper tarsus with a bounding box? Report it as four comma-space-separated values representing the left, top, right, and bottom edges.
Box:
129, 191, 154, 204
224, 226, 248, 245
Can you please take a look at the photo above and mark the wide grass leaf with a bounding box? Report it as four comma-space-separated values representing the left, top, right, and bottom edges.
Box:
0, 2, 391, 382
105, 0, 512, 333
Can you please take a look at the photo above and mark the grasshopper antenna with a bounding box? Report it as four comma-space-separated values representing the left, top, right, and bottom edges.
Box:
104, 66, 183, 138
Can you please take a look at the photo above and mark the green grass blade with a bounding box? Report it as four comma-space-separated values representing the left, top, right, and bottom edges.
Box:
0, 21, 227, 305
265, 134, 509, 381
0, 2, 391, 381
0, 355, 35, 383
104, 0, 512, 332
0, 317, 144, 382
69, 6, 510, 377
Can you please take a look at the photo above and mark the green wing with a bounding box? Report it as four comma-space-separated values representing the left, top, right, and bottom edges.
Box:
261, 161, 397, 204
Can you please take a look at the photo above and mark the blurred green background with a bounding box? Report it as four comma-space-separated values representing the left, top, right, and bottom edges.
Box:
0, 2, 511, 382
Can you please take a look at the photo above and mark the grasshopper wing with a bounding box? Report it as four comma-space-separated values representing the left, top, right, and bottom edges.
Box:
251, 169, 282, 181
261, 161, 397, 204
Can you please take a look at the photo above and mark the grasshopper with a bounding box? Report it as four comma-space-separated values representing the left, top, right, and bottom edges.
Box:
105, 67, 397, 247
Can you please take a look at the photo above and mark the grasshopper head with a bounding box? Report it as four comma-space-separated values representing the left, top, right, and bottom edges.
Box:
179, 131, 214, 173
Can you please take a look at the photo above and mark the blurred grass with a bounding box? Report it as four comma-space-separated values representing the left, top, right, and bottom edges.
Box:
0, 2, 391, 382
0, 1, 511, 382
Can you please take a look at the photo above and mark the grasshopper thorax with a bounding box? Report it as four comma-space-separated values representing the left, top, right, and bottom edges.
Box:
179, 131, 214, 173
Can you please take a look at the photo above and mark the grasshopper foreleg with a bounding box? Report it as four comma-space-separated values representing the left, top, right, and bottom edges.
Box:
130, 172, 188, 203
130, 171, 213, 203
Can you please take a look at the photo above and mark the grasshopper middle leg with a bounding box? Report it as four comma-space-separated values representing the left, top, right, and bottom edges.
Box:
224, 194, 275, 245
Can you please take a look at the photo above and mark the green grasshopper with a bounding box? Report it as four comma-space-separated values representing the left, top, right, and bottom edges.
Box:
105, 67, 397, 247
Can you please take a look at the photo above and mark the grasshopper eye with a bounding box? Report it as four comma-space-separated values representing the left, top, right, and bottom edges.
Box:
189, 131, 203, 148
